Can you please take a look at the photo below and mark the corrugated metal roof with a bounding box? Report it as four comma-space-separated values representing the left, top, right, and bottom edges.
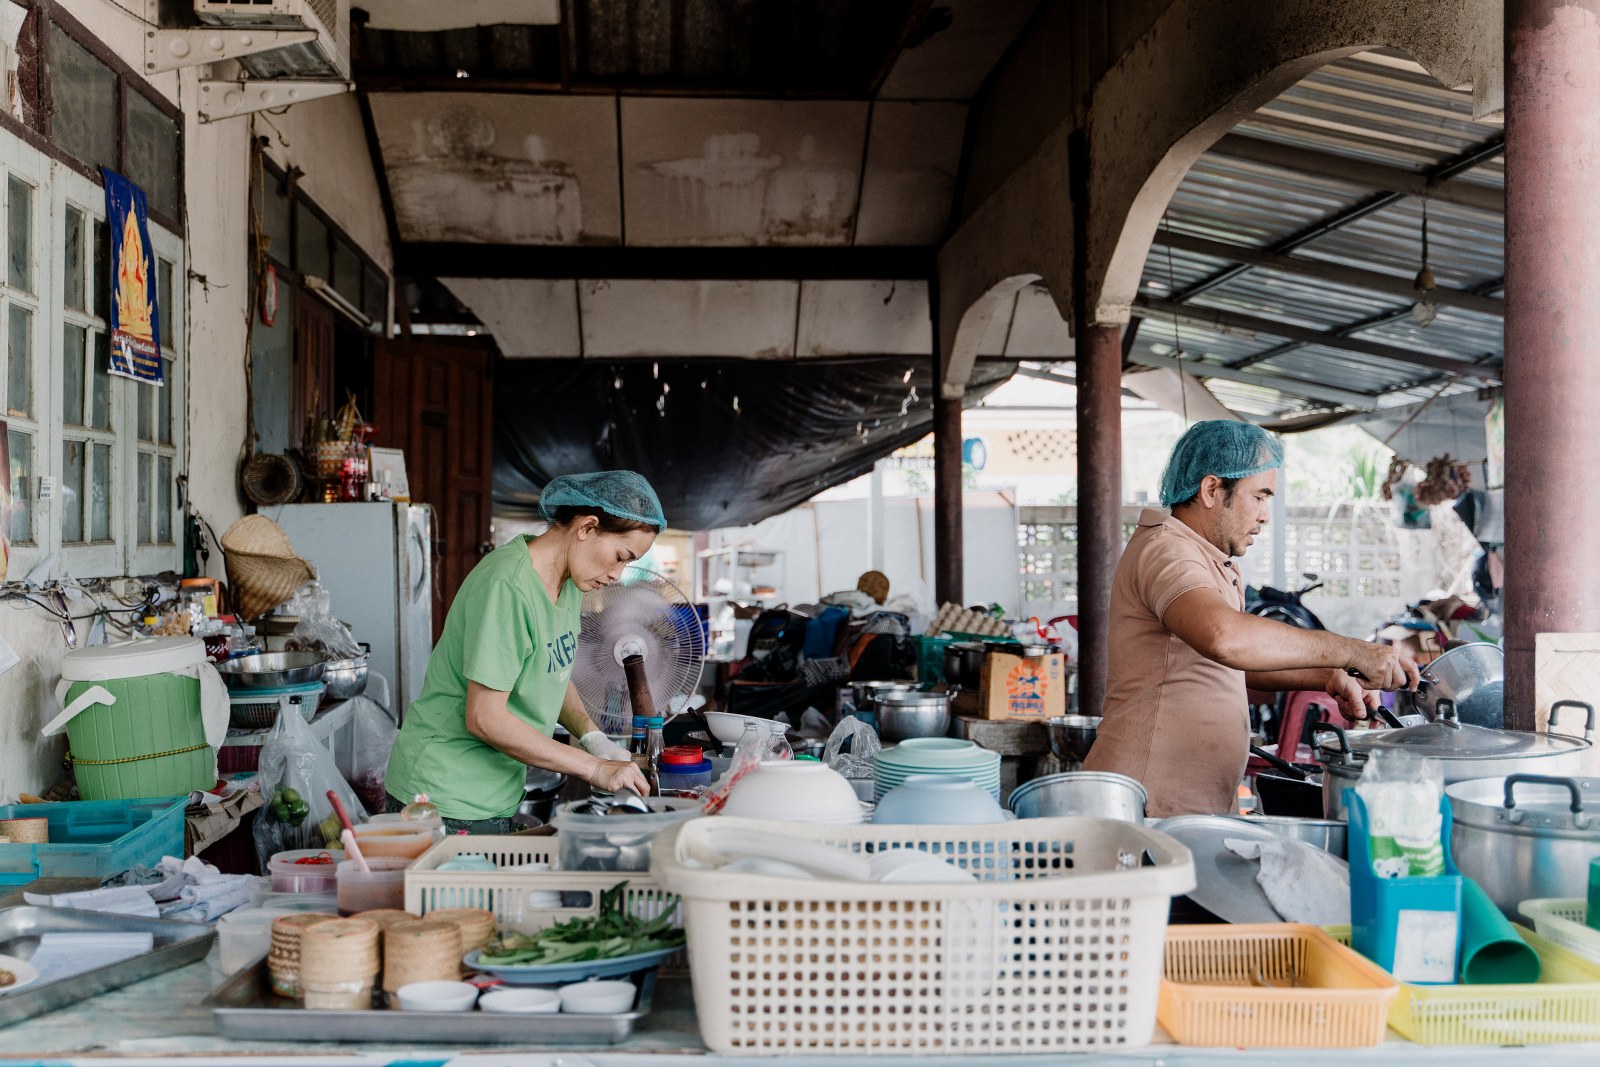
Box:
1130, 49, 1504, 417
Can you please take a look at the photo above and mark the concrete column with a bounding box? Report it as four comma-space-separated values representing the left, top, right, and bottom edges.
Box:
1503, 0, 1600, 730
1076, 323, 1123, 717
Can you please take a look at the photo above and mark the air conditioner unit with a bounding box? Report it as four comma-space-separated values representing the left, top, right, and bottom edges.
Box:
192, 0, 349, 79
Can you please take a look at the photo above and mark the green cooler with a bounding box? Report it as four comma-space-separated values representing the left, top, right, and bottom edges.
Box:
43, 637, 227, 800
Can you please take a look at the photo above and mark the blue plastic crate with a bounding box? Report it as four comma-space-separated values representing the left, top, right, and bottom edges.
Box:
0, 796, 186, 887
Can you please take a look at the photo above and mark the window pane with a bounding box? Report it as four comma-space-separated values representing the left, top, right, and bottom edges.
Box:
49, 27, 117, 172
333, 238, 361, 306
126, 92, 179, 220
62, 439, 84, 543
158, 360, 173, 444
8, 430, 31, 545
137, 383, 153, 442
262, 173, 291, 264
93, 220, 109, 320
362, 264, 386, 327
158, 259, 174, 352
90, 441, 111, 542
7, 176, 31, 293
137, 451, 151, 545
157, 455, 172, 543
62, 323, 85, 426
90, 332, 111, 430
63, 204, 85, 310
295, 205, 329, 279
7, 304, 30, 418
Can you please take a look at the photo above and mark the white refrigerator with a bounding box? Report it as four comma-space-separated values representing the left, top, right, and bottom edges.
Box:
264, 502, 434, 716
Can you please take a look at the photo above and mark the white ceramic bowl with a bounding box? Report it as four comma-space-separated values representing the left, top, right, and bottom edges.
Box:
395, 980, 479, 1012
479, 987, 562, 1014
558, 979, 637, 1014
721, 761, 864, 823
704, 711, 790, 746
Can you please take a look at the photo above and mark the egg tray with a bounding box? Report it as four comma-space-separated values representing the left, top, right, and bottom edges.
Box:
206, 961, 655, 1044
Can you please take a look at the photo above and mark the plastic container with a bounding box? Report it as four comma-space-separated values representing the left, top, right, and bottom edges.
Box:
1347, 790, 1462, 984
350, 822, 434, 860
219, 908, 299, 975
1519, 898, 1600, 964
1330, 923, 1600, 1045
0, 797, 186, 887
227, 682, 324, 731
654, 814, 1195, 1055
1159, 924, 1398, 1048
336, 857, 410, 915
50, 638, 221, 800
268, 848, 346, 893
552, 797, 702, 873
657, 747, 714, 792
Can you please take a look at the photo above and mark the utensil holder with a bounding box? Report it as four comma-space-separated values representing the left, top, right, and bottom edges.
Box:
1346, 790, 1461, 984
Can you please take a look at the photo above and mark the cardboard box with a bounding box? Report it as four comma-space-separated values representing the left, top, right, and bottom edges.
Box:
979, 648, 1068, 721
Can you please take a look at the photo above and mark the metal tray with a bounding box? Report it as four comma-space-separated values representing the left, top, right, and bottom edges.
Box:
206, 962, 655, 1044
0, 905, 215, 1029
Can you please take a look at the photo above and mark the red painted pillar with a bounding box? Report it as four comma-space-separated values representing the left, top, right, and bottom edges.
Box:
932, 371, 964, 609
1076, 322, 1123, 717
1503, 0, 1600, 730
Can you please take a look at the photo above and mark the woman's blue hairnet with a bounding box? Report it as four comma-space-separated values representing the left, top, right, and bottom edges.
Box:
539, 471, 666, 529
1159, 421, 1284, 508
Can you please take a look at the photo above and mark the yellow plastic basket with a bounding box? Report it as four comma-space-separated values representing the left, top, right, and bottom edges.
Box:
1328, 923, 1600, 1045
1160, 924, 1398, 1048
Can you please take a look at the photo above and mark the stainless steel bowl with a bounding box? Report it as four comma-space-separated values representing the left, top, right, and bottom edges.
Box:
321, 655, 369, 701
1008, 771, 1148, 823
217, 651, 328, 690
875, 691, 952, 741
1409, 641, 1504, 728
1046, 715, 1101, 763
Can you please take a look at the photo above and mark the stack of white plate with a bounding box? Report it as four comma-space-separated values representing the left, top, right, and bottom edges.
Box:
874, 739, 1002, 801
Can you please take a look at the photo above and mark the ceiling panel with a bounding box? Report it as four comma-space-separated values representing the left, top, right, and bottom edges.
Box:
369, 93, 621, 244
579, 279, 799, 357
440, 279, 579, 357
796, 280, 930, 356
854, 101, 966, 245
619, 98, 869, 246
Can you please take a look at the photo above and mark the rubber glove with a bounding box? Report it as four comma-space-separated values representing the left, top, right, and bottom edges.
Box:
579, 730, 632, 762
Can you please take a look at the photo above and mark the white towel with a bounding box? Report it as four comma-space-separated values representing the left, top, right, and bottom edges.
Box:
1224, 837, 1351, 925
22, 885, 159, 919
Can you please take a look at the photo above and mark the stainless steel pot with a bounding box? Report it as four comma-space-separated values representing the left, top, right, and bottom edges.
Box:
1313, 699, 1595, 821
846, 680, 916, 713
1408, 642, 1504, 728
1448, 771, 1600, 916
875, 690, 952, 741
1045, 715, 1100, 763
942, 641, 987, 690
1007, 771, 1147, 823
1226, 814, 1348, 858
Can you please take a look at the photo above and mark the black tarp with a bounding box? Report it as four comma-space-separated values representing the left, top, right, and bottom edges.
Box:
495, 358, 1017, 530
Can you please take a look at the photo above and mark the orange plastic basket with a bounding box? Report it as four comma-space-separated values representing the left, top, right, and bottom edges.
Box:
1160, 924, 1399, 1048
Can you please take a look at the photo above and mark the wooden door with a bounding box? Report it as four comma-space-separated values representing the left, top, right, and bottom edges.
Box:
292, 294, 336, 448
373, 337, 495, 638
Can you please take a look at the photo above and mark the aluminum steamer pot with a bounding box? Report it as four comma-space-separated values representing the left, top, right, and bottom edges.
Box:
1312, 699, 1594, 821
1007, 771, 1147, 824
1448, 771, 1600, 916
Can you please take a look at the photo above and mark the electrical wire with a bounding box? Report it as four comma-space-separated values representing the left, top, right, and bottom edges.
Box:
1160, 210, 1190, 427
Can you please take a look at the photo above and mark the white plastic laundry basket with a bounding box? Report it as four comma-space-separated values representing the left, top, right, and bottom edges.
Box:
653, 815, 1195, 1055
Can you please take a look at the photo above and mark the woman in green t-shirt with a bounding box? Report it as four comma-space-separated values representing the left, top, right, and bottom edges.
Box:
384, 472, 663, 832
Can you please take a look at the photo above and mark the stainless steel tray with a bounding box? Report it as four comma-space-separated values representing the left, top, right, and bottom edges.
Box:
206, 963, 655, 1044
0, 905, 215, 1029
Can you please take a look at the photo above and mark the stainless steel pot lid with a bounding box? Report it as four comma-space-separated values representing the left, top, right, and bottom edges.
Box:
1319, 722, 1589, 762
1151, 816, 1287, 923
1446, 774, 1600, 833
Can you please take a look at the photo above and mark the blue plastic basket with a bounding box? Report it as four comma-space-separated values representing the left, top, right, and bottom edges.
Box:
0, 796, 186, 887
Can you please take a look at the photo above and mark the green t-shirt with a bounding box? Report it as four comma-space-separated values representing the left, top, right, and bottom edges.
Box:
384, 536, 581, 821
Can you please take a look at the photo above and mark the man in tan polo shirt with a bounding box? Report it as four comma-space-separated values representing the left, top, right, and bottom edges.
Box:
1083, 421, 1420, 816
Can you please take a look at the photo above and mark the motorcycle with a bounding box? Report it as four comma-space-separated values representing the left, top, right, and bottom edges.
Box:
1246, 572, 1327, 630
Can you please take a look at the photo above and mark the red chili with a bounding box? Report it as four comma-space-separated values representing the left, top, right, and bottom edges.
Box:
293, 852, 335, 865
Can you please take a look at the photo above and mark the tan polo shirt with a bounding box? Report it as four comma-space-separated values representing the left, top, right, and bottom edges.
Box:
1082, 508, 1248, 817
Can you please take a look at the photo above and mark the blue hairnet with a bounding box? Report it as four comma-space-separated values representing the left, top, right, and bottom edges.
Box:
539, 471, 666, 529
1159, 421, 1284, 508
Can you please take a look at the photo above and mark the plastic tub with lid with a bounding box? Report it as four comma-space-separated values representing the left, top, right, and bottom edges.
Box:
40, 637, 229, 800
658, 745, 714, 791
268, 847, 346, 892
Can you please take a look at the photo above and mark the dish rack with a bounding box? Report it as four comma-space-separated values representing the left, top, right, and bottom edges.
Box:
227, 682, 325, 730
1329, 923, 1600, 1044
1518, 899, 1600, 965
1160, 924, 1398, 1048
405, 834, 679, 938
652, 814, 1196, 1056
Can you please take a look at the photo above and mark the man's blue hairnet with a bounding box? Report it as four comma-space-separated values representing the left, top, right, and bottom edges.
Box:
1159, 421, 1284, 508
539, 471, 666, 530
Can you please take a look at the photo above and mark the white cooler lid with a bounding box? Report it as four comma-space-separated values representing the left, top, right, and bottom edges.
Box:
60, 636, 206, 681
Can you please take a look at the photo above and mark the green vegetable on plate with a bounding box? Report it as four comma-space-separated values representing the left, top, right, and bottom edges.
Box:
476, 882, 685, 967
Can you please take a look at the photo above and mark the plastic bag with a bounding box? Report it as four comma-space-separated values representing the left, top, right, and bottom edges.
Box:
824, 716, 881, 780
252, 702, 368, 868
1355, 749, 1444, 878
283, 583, 363, 659
348, 697, 399, 816
703, 722, 792, 815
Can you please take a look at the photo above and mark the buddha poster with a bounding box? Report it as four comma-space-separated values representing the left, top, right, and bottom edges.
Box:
100, 168, 163, 385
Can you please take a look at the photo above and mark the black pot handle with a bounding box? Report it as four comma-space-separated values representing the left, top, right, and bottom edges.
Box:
1309, 722, 1352, 761
1549, 700, 1597, 743
1504, 773, 1587, 827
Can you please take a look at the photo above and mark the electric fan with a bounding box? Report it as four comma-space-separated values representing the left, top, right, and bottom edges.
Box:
574, 566, 706, 737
